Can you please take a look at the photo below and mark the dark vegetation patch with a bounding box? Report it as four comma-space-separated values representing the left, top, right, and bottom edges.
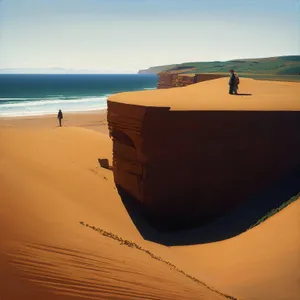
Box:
249, 192, 300, 230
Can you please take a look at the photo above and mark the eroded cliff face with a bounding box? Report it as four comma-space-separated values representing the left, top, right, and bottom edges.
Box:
107, 101, 300, 230
157, 73, 226, 89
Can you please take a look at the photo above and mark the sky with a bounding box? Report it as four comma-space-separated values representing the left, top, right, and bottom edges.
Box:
0, 0, 299, 73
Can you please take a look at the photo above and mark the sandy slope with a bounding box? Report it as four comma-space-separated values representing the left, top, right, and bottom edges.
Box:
0, 115, 299, 299
172, 199, 300, 300
0, 127, 226, 300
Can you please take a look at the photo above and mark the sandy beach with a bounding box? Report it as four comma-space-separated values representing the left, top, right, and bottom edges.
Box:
1, 79, 300, 300
0, 110, 109, 134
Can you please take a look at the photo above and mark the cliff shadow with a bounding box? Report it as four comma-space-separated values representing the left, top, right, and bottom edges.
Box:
116, 186, 166, 242
116, 165, 300, 246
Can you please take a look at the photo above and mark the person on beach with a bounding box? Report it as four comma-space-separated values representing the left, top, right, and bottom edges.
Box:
234, 72, 240, 95
57, 109, 63, 127
229, 69, 236, 95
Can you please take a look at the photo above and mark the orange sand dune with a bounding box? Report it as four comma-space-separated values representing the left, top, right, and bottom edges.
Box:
109, 78, 300, 111
0, 127, 227, 300
1, 91, 299, 299
173, 199, 300, 300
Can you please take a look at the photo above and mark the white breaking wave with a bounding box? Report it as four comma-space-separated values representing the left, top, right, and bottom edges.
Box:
0, 95, 109, 117
0, 106, 107, 117
0, 96, 108, 108
0, 98, 42, 101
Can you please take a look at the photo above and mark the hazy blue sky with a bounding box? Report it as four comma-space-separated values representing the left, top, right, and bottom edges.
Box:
0, 0, 299, 73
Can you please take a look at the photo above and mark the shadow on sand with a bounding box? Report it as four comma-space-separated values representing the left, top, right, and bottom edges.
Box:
98, 158, 113, 171
235, 93, 252, 96
117, 166, 300, 246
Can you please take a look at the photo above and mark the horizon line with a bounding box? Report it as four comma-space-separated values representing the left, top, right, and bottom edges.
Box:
0, 73, 151, 75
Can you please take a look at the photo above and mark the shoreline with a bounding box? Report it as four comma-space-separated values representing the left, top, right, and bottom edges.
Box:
0, 108, 107, 120
0, 109, 109, 134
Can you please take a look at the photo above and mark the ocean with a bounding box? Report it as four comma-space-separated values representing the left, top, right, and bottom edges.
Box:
0, 74, 158, 117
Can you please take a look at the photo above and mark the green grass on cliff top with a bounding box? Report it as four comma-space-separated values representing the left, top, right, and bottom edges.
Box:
139, 56, 300, 78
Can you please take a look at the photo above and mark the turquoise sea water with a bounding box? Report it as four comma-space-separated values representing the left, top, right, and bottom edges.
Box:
0, 74, 158, 117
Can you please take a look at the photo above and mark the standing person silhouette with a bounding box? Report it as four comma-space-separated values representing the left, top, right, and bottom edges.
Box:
57, 109, 63, 127
229, 69, 236, 95
233, 72, 240, 94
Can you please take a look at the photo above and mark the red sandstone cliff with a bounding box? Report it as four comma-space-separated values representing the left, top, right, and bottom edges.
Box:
157, 73, 226, 89
107, 78, 300, 229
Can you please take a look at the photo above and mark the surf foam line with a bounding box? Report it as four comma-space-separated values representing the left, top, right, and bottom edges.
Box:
0, 96, 109, 108
79, 221, 238, 300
